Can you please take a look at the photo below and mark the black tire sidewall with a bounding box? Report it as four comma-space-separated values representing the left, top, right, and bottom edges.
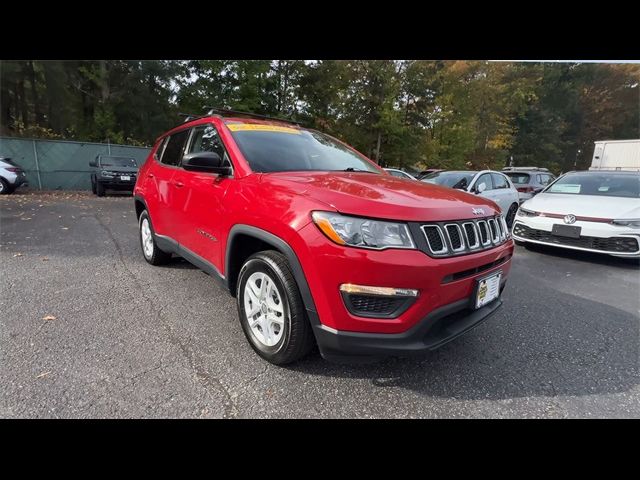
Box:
0, 178, 8, 195
237, 256, 293, 359
506, 203, 518, 228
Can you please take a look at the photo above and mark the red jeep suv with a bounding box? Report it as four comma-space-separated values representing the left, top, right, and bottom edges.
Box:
134, 109, 514, 364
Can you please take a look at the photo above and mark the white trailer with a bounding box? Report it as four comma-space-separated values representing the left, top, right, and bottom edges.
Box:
590, 139, 640, 171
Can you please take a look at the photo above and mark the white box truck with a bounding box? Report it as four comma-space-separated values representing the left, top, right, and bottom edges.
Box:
590, 139, 640, 171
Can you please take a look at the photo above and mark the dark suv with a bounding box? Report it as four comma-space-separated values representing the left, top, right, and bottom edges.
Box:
134, 109, 514, 365
89, 155, 139, 196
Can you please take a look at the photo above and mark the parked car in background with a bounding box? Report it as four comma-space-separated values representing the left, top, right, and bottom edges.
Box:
590, 139, 640, 171
512, 170, 640, 258
384, 168, 417, 180
417, 169, 443, 180
423, 170, 520, 227
89, 155, 139, 196
502, 167, 556, 203
0, 157, 28, 195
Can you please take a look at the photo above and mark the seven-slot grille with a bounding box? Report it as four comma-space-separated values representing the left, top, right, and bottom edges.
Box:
421, 216, 509, 257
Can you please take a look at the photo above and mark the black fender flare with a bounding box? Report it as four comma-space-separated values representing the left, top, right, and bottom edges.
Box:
226, 224, 320, 326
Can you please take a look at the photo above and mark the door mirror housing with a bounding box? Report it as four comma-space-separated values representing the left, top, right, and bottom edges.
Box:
475, 182, 487, 194
182, 151, 231, 175
89, 161, 97, 167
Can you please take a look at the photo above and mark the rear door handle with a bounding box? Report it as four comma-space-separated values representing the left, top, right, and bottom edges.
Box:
173, 181, 184, 188
147, 173, 154, 178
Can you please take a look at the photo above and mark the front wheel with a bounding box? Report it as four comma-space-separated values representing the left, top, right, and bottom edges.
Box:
236, 251, 315, 365
96, 181, 105, 197
505, 203, 518, 229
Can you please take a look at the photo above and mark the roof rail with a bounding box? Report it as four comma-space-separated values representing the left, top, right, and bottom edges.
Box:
502, 166, 550, 172
178, 112, 208, 123
203, 106, 302, 126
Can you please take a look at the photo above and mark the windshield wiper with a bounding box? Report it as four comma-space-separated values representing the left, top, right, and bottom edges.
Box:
341, 167, 378, 174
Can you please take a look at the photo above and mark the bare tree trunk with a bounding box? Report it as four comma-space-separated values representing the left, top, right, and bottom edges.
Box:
99, 60, 109, 103
27, 61, 42, 124
375, 130, 382, 163
17, 73, 28, 127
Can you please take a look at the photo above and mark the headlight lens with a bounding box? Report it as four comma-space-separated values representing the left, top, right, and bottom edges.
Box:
517, 207, 538, 217
612, 219, 640, 228
312, 211, 415, 250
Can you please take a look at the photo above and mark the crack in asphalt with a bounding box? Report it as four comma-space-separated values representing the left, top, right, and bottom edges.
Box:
93, 213, 239, 418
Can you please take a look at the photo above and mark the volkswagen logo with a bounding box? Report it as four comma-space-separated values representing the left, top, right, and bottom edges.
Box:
472, 208, 485, 216
564, 214, 576, 224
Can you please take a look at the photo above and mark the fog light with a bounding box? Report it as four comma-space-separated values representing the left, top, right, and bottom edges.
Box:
339, 284, 418, 297
339, 284, 418, 319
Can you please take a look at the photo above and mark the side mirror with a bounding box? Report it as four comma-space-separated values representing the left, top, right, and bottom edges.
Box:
89, 161, 97, 167
182, 152, 231, 176
476, 182, 487, 194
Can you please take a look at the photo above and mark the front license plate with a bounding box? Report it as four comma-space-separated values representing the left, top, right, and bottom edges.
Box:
552, 224, 581, 238
120, 175, 131, 181
475, 272, 501, 309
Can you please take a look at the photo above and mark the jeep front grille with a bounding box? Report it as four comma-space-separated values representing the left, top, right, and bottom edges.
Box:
420, 216, 509, 257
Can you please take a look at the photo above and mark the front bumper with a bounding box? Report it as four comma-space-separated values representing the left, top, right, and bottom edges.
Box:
98, 177, 137, 189
314, 291, 504, 361
512, 215, 640, 257
292, 221, 514, 336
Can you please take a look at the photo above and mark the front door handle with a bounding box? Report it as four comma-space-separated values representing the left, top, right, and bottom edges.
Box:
147, 173, 154, 178
173, 181, 184, 188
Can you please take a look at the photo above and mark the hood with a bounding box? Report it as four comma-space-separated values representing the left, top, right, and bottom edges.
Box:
261, 171, 500, 222
524, 193, 640, 219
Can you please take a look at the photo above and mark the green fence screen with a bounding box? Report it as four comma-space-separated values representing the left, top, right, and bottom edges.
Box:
0, 137, 151, 190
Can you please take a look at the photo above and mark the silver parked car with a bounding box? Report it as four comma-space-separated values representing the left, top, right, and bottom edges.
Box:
0, 157, 28, 194
384, 168, 417, 180
422, 170, 520, 227
502, 167, 556, 203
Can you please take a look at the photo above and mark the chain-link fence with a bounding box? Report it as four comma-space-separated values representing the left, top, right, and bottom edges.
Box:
0, 137, 150, 190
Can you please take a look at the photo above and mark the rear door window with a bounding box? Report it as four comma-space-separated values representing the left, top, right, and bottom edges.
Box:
161, 129, 190, 167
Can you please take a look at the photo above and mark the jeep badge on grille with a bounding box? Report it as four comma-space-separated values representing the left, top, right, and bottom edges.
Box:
472, 208, 485, 215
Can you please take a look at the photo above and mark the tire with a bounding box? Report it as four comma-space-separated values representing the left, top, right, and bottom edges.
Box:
236, 250, 315, 365
91, 178, 97, 194
0, 178, 10, 195
505, 202, 518, 229
138, 210, 172, 265
96, 181, 105, 197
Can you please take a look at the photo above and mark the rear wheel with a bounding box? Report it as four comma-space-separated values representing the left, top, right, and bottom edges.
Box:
139, 210, 172, 265
236, 250, 315, 365
505, 203, 518, 229
0, 178, 11, 195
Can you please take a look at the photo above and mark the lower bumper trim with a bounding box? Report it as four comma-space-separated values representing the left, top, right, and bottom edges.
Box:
314, 293, 504, 361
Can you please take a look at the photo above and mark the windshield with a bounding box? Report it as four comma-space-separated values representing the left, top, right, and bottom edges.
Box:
505, 172, 531, 184
423, 171, 477, 189
99, 156, 137, 167
546, 172, 639, 198
227, 124, 381, 174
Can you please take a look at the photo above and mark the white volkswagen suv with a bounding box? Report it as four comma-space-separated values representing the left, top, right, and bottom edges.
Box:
512, 170, 640, 258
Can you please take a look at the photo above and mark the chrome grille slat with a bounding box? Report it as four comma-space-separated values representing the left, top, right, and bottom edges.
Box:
420, 216, 508, 257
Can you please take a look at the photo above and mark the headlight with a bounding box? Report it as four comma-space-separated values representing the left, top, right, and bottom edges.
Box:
612, 219, 640, 228
312, 211, 415, 250
517, 207, 538, 217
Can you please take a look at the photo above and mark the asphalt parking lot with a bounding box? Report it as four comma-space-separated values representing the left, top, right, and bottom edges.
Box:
1, 191, 638, 418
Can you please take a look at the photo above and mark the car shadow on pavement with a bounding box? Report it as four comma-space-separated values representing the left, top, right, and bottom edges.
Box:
521, 243, 640, 270
289, 292, 639, 401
